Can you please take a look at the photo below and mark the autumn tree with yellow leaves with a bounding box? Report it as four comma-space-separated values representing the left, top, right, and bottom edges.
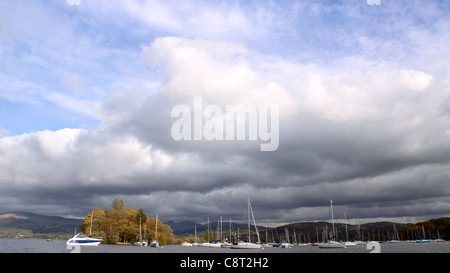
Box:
82, 198, 175, 245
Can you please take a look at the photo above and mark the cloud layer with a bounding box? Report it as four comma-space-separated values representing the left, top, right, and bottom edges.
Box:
1, 0, 450, 224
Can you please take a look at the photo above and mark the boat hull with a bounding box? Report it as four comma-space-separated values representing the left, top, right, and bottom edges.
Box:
67, 241, 102, 246
150, 240, 159, 247
230, 243, 262, 249
318, 242, 346, 248
66, 233, 102, 246
416, 239, 431, 243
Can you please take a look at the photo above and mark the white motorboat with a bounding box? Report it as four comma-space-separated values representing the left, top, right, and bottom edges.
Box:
66, 233, 102, 246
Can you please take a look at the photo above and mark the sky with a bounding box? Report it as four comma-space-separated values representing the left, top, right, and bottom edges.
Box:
1, 0, 450, 225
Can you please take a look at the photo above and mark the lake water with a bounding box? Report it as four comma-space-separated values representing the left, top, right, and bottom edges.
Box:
1, 238, 449, 253
1, 239, 446, 271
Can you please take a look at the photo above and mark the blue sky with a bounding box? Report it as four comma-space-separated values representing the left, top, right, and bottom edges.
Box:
2, 0, 449, 136
1, 0, 450, 224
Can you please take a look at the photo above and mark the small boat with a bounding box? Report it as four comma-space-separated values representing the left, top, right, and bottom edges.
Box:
344, 241, 357, 247
261, 243, 274, 248
181, 241, 193, 246
66, 233, 102, 246
230, 241, 262, 249
150, 240, 159, 247
135, 241, 148, 246
416, 239, 431, 243
220, 242, 232, 248
230, 198, 263, 250
209, 241, 222, 248
280, 240, 294, 248
435, 231, 445, 242
135, 218, 148, 247
318, 200, 346, 249
318, 241, 346, 248
67, 211, 103, 246
150, 213, 160, 247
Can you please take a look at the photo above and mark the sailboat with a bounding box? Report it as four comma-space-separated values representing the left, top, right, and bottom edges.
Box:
416, 225, 431, 243
221, 218, 233, 248
343, 212, 357, 247
231, 197, 262, 249
435, 230, 446, 242
192, 226, 200, 246
318, 200, 346, 249
198, 217, 213, 247
387, 224, 401, 243
150, 214, 160, 247
280, 229, 294, 248
209, 218, 223, 247
135, 218, 148, 246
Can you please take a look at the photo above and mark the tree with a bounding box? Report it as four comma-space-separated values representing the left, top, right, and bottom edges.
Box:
136, 208, 147, 225
112, 198, 127, 211
82, 208, 105, 237
81, 199, 176, 245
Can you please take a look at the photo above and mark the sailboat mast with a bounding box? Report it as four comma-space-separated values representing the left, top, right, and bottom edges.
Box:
89, 211, 94, 236
229, 218, 232, 242
155, 214, 158, 241
248, 198, 251, 243
139, 218, 142, 242
345, 211, 349, 240
330, 199, 335, 239
248, 197, 261, 243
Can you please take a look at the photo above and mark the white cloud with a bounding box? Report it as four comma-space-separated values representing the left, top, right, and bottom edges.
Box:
44, 92, 101, 120
142, 37, 296, 116
295, 69, 434, 122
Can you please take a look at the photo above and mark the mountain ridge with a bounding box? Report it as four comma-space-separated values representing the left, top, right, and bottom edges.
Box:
1, 212, 449, 241
0, 212, 83, 237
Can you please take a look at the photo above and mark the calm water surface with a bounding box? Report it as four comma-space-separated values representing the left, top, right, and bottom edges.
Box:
1, 238, 450, 253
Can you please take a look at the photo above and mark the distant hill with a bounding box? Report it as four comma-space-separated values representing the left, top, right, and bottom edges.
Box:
0, 212, 83, 238
2, 212, 448, 242
168, 219, 419, 242
166, 220, 256, 236
275, 221, 413, 242
399, 217, 450, 241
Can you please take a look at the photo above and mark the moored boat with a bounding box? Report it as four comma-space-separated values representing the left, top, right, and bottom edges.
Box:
230, 241, 262, 249
150, 213, 160, 247
66, 233, 103, 246
318, 241, 346, 248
